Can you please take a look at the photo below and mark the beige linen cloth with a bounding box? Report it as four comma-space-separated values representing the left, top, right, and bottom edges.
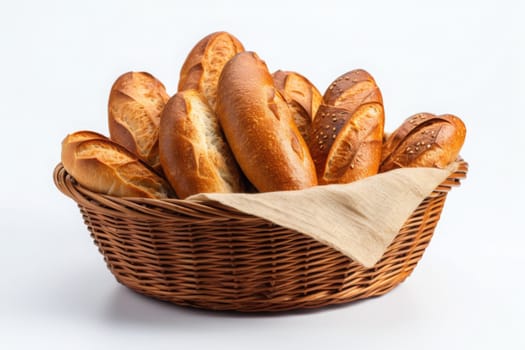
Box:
189, 164, 457, 268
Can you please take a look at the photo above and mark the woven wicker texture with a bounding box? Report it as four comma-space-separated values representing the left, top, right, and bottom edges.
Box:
54, 161, 467, 312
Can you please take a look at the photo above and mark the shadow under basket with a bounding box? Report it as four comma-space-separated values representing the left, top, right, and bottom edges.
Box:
54, 161, 468, 312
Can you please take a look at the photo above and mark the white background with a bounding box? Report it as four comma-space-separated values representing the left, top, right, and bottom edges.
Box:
1, 0, 524, 349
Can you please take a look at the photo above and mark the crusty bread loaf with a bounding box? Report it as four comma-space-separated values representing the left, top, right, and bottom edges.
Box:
216, 51, 317, 192
380, 113, 466, 172
178, 31, 244, 110
108, 71, 169, 173
159, 89, 245, 198
308, 69, 384, 184
323, 69, 383, 114
309, 103, 384, 184
61, 131, 174, 198
272, 70, 322, 144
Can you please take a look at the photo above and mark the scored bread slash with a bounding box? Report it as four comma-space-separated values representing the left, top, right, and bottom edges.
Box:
272, 70, 322, 144
159, 89, 245, 199
380, 113, 466, 172
178, 31, 245, 110
108, 71, 169, 173
61, 132, 174, 198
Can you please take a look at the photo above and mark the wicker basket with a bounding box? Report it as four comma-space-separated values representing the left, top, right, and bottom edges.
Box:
53, 160, 468, 312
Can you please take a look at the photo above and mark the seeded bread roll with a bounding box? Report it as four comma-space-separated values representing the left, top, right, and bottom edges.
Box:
309, 103, 384, 184
216, 51, 317, 192
178, 31, 245, 110
380, 113, 466, 172
308, 69, 384, 184
159, 89, 245, 198
61, 131, 174, 198
108, 71, 169, 173
323, 69, 383, 114
272, 70, 322, 144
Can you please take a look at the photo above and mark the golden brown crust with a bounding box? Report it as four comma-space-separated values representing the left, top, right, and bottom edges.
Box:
323, 69, 383, 114
380, 113, 466, 172
178, 31, 245, 110
159, 89, 245, 198
108, 71, 169, 173
309, 103, 384, 184
61, 132, 174, 198
216, 52, 317, 192
272, 70, 322, 144
308, 69, 384, 184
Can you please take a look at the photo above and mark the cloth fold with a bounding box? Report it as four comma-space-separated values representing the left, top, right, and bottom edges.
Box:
189, 165, 456, 268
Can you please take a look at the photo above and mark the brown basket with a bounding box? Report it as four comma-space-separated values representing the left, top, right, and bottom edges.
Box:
53, 160, 468, 312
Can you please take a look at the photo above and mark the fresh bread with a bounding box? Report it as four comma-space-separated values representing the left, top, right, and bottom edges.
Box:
178, 31, 245, 110
216, 51, 317, 192
323, 69, 383, 113
272, 70, 322, 143
309, 103, 384, 184
61, 131, 174, 198
380, 113, 466, 172
308, 69, 384, 184
108, 71, 169, 173
159, 89, 245, 198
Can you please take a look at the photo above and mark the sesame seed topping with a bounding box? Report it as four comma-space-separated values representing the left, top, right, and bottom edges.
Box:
320, 145, 325, 150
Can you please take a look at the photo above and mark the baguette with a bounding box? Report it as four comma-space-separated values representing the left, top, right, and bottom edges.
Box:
308, 69, 384, 184
61, 131, 174, 198
216, 52, 317, 192
108, 71, 169, 173
159, 89, 245, 198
